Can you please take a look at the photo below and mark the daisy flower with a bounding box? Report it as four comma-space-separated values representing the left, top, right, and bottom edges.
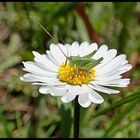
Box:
20, 42, 132, 108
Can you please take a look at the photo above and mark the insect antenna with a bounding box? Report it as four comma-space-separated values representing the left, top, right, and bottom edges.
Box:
30, 15, 54, 40
57, 43, 68, 58
59, 37, 70, 65
30, 15, 68, 59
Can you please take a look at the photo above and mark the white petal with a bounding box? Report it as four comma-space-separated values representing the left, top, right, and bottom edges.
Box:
20, 74, 41, 82
61, 93, 76, 103
79, 43, 89, 56
101, 63, 132, 77
121, 60, 128, 66
46, 51, 59, 66
118, 64, 132, 74
95, 49, 117, 69
64, 43, 71, 57
21, 73, 66, 86
32, 51, 58, 72
32, 82, 49, 86
88, 84, 120, 94
22, 61, 57, 77
119, 78, 130, 85
88, 91, 104, 104
81, 85, 93, 93
101, 84, 128, 87
70, 86, 84, 95
80, 41, 89, 48
50, 86, 69, 96
70, 41, 79, 56
91, 78, 130, 87
79, 42, 98, 57
92, 44, 108, 60
39, 86, 51, 94
89, 43, 98, 50
79, 41, 89, 55
91, 77, 130, 87
58, 43, 70, 57
94, 75, 122, 82
96, 60, 129, 77
50, 43, 66, 64
78, 94, 91, 108
61, 85, 83, 103
20, 76, 25, 81
95, 54, 126, 76
101, 79, 130, 87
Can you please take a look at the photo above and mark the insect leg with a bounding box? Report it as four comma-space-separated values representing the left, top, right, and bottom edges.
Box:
64, 59, 67, 66
76, 67, 79, 76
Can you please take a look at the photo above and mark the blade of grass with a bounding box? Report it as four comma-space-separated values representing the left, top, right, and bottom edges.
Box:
92, 91, 140, 118
103, 98, 140, 137
16, 111, 23, 136
0, 112, 12, 138
112, 116, 140, 137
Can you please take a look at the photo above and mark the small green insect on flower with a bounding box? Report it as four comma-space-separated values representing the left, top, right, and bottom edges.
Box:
65, 50, 103, 75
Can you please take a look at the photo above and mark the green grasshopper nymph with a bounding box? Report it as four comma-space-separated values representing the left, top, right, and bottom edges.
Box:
62, 49, 103, 76
30, 15, 103, 76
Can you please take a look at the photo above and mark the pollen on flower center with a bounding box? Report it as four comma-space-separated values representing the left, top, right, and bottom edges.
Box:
58, 63, 95, 85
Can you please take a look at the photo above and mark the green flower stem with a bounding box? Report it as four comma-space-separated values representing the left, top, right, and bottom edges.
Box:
74, 96, 80, 138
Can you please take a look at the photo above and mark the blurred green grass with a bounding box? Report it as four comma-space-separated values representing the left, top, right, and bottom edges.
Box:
0, 2, 140, 138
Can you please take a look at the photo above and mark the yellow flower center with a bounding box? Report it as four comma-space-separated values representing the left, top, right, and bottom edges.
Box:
58, 63, 95, 85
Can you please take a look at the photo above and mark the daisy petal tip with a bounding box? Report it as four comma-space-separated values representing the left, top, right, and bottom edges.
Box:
22, 61, 26, 64
88, 92, 104, 104
50, 92, 55, 96
72, 41, 79, 46
116, 90, 120, 94
91, 99, 104, 104
22, 68, 27, 71
96, 99, 104, 104
79, 102, 91, 108
61, 95, 75, 103
100, 100, 104, 104
39, 87, 50, 94
112, 91, 120, 94
19, 76, 24, 81
50, 43, 55, 48
39, 91, 48, 94
61, 97, 68, 103
78, 94, 91, 108
32, 51, 37, 55
101, 44, 108, 49
129, 64, 133, 70
22, 61, 28, 66
31, 83, 35, 85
